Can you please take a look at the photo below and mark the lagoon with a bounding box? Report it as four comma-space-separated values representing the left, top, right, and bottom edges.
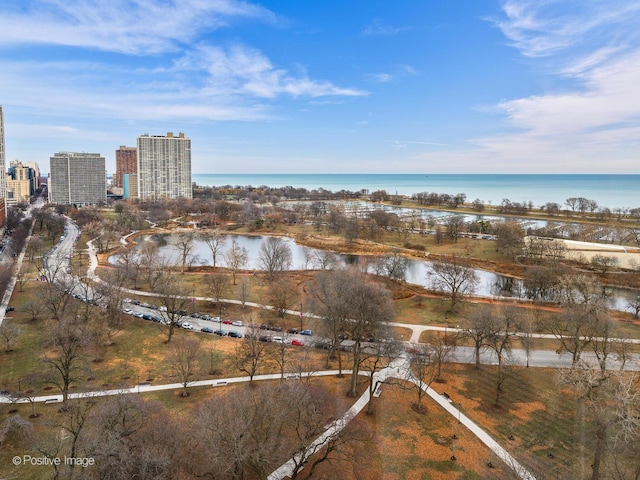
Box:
111, 233, 635, 311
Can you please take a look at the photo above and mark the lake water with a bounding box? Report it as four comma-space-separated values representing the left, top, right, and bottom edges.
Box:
193, 173, 640, 211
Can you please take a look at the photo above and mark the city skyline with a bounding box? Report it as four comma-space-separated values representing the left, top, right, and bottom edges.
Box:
1, 1, 640, 175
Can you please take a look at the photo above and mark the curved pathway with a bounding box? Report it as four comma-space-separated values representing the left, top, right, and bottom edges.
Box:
1, 363, 535, 480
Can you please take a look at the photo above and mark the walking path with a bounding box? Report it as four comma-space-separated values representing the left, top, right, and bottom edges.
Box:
1, 362, 536, 480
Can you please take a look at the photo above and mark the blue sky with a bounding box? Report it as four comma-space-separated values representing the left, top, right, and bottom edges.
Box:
1, 0, 640, 175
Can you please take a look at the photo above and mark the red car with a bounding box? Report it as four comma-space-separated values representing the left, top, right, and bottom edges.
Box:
291, 338, 305, 347
222, 319, 233, 325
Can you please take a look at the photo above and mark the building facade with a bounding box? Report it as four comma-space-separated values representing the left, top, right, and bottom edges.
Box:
114, 146, 137, 188
123, 173, 138, 199
6, 160, 37, 206
0, 106, 6, 228
49, 152, 106, 206
25, 161, 41, 190
137, 132, 192, 200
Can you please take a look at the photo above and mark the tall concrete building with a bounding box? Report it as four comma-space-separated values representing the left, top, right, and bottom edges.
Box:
49, 152, 106, 206
0, 106, 6, 229
25, 161, 41, 191
114, 145, 137, 188
137, 132, 192, 200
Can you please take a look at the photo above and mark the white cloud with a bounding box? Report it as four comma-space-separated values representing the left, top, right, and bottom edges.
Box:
187, 44, 368, 99
454, 1, 640, 172
494, 0, 640, 58
367, 73, 393, 83
0, 0, 275, 54
363, 20, 410, 37
0, 41, 366, 126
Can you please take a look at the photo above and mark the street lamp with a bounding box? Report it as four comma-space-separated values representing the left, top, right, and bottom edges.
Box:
299, 302, 303, 331
137, 375, 140, 394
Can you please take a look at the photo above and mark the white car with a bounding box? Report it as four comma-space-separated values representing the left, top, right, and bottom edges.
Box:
181, 322, 193, 330
124, 308, 133, 315
272, 336, 284, 343
231, 320, 244, 327
159, 306, 167, 312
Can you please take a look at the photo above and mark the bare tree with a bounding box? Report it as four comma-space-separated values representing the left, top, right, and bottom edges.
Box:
224, 239, 249, 285
493, 221, 525, 260
268, 276, 299, 318
306, 249, 337, 270
205, 272, 229, 306
44, 316, 88, 411
428, 332, 456, 381
0, 322, 20, 353
427, 255, 479, 312
361, 338, 404, 414
238, 276, 251, 309
234, 329, 268, 383
155, 273, 191, 343
171, 336, 201, 396
485, 306, 521, 407
371, 249, 408, 281
406, 345, 441, 412
557, 367, 640, 480
171, 231, 196, 274
200, 229, 226, 268
590, 254, 620, 275
191, 383, 292, 479
258, 236, 292, 282
308, 269, 353, 373
461, 305, 492, 369
545, 301, 606, 365
268, 336, 292, 381
626, 295, 640, 319
22, 298, 45, 322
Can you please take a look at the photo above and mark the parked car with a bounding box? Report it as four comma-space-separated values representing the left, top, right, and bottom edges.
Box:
222, 319, 233, 325
300, 329, 313, 336
228, 331, 243, 338
314, 340, 331, 350
291, 338, 304, 346
124, 308, 134, 315
258, 335, 272, 342
288, 327, 299, 334
231, 320, 244, 327
214, 329, 229, 336
201, 327, 214, 333
272, 336, 284, 343
181, 322, 193, 330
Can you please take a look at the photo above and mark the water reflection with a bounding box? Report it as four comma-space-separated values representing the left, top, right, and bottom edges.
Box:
110, 233, 635, 311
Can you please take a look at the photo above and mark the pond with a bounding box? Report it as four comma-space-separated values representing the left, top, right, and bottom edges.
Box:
110, 233, 636, 311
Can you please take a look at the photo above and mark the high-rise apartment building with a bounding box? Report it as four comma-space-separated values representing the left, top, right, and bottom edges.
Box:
0, 106, 7, 228
114, 146, 137, 188
137, 132, 192, 200
25, 161, 41, 190
6, 160, 37, 206
49, 152, 106, 206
